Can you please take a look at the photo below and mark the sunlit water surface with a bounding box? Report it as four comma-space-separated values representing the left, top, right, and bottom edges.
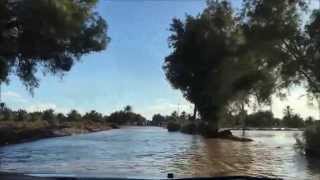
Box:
0, 127, 320, 179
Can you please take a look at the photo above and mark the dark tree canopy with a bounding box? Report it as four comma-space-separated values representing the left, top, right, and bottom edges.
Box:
164, 1, 237, 127
163, 0, 276, 129
241, 0, 320, 97
0, 0, 110, 91
164, 0, 320, 131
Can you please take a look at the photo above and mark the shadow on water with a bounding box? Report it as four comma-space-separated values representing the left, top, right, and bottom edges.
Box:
305, 156, 320, 178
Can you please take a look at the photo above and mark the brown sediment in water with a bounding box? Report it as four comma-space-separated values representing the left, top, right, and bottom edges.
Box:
178, 123, 253, 142
203, 130, 253, 142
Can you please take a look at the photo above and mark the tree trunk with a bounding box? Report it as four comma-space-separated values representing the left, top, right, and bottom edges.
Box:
202, 112, 219, 137
240, 102, 246, 136
192, 104, 197, 121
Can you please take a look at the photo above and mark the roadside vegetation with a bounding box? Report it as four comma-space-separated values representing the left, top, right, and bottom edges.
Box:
0, 104, 147, 145
295, 121, 320, 157
152, 106, 318, 133
304, 123, 320, 156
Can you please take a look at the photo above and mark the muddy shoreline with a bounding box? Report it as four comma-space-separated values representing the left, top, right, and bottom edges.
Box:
0, 122, 117, 146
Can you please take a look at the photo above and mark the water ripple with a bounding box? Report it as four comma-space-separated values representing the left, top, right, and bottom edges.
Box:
0, 127, 319, 179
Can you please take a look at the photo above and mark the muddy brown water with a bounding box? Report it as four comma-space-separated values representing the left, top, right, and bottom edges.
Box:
0, 127, 319, 179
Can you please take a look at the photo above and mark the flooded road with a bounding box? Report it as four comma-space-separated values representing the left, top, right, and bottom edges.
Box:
0, 127, 319, 179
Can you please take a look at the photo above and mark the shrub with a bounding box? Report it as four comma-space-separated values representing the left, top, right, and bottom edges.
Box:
304, 123, 320, 155
67, 110, 82, 121
180, 123, 197, 134
167, 121, 180, 132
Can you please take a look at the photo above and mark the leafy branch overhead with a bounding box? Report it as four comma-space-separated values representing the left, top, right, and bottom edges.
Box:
0, 0, 110, 91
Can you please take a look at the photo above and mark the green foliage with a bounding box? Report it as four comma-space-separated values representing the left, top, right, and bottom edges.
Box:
305, 116, 316, 127
83, 110, 103, 122
0, 104, 147, 127
245, 111, 279, 127
56, 113, 66, 122
0, 57, 9, 83
42, 109, 56, 122
0, 106, 13, 121
29, 112, 42, 122
164, 0, 320, 130
164, 1, 238, 126
241, 0, 320, 101
304, 123, 320, 150
151, 111, 192, 126
0, 0, 109, 91
164, 0, 276, 128
151, 114, 167, 126
282, 106, 304, 128
14, 109, 29, 121
180, 123, 197, 134
107, 109, 146, 125
67, 110, 82, 121
124, 105, 132, 113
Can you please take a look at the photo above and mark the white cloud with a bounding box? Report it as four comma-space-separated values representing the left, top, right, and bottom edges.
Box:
1, 91, 71, 114
271, 90, 319, 119
141, 98, 193, 119
25, 102, 75, 114
26, 103, 57, 112
2, 91, 27, 103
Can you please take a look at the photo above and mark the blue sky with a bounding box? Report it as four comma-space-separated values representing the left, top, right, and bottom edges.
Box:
2, 0, 320, 119
2, 0, 207, 118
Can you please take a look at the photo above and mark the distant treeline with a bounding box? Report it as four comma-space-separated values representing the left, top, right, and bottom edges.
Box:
0, 104, 147, 126
151, 106, 319, 129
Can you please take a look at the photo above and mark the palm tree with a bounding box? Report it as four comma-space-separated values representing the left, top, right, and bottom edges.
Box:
124, 105, 132, 113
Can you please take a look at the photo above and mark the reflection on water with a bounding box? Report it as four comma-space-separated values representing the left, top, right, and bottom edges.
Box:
0, 127, 320, 179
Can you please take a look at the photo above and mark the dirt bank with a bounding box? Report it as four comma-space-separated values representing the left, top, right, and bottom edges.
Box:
0, 121, 115, 146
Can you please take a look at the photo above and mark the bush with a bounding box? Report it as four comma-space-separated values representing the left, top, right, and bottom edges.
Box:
304, 123, 320, 156
167, 121, 180, 132
67, 110, 82, 121
181, 123, 197, 134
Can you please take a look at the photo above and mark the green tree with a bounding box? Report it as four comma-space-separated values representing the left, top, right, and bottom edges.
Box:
164, 0, 275, 132
180, 111, 187, 121
29, 111, 42, 121
124, 105, 132, 113
282, 106, 304, 128
14, 109, 29, 121
0, 57, 9, 83
245, 111, 277, 127
56, 113, 66, 122
151, 114, 167, 126
171, 111, 179, 120
304, 123, 320, 154
67, 109, 82, 121
0, 106, 13, 121
0, 0, 110, 91
83, 110, 103, 121
240, 0, 320, 104
305, 116, 315, 127
42, 109, 55, 122
108, 108, 146, 125
283, 106, 293, 119
108, 111, 126, 124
